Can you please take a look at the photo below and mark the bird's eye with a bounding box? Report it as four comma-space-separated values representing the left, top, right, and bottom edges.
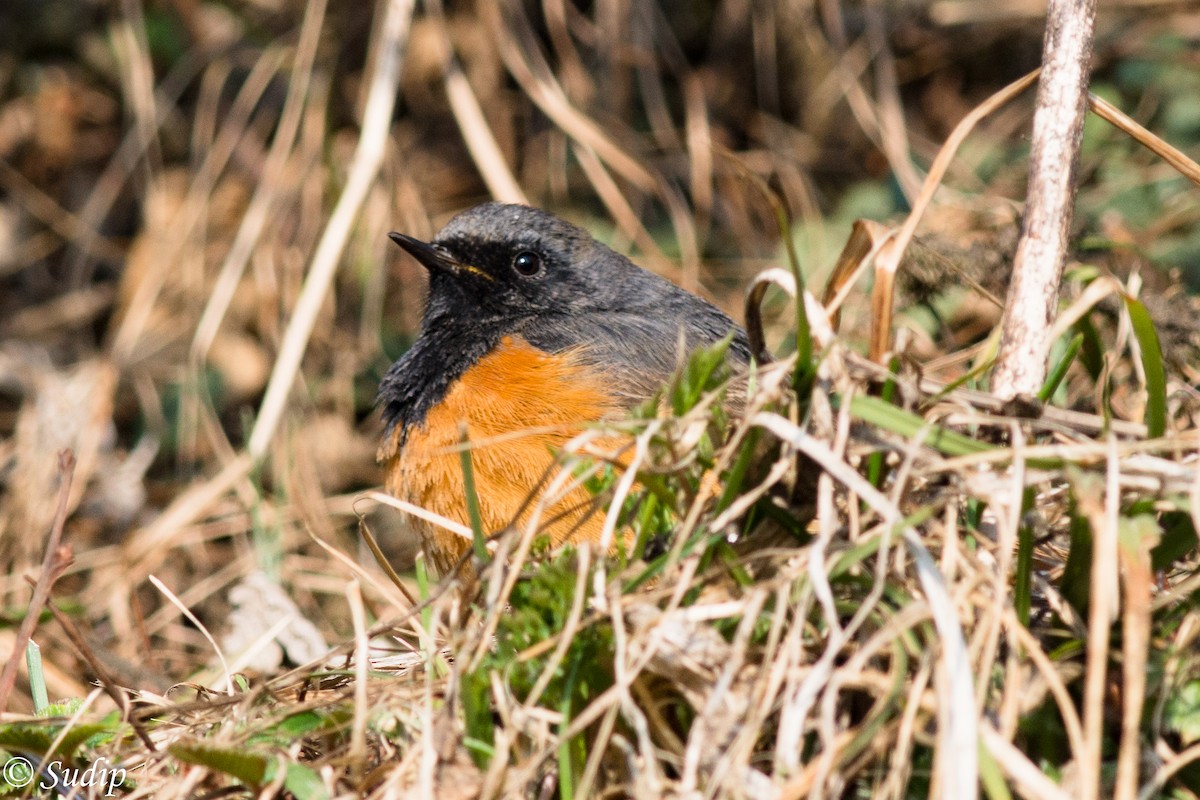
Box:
512, 251, 543, 277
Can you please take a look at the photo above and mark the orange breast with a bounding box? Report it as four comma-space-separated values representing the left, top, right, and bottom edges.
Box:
379, 336, 621, 574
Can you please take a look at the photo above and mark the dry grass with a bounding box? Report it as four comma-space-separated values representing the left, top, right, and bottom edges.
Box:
2, 1, 1200, 798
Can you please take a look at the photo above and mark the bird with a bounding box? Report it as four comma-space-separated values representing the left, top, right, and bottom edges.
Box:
377, 202, 751, 576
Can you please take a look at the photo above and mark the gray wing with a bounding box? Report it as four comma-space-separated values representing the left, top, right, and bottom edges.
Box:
522, 302, 751, 407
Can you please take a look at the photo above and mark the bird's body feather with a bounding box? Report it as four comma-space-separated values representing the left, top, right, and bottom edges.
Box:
377, 203, 749, 572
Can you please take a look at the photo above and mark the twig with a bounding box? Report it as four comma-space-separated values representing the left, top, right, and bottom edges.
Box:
1088, 93, 1200, 188
486, 1, 700, 288
0, 163, 126, 265
44, 602, 158, 752
148, 575, 234, 694
248, 0, 416, 459
980, 724, 1072, 800
1076, 442, 1121, 800
346, 580, 370, 787
1140, 741, 1200, 800
1116, 513, 1154, 800
754, 413, 978, 800
0, 451, 76, 712
425, 0, 526, 204
110, 47, 287, 363
190, 0, 331, 362
992, 0, 1098, 397
870, 70, 1039, 362
123, 452, 254, 579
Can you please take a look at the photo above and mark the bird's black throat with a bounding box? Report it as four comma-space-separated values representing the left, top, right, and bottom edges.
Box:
376, 316, 511, 446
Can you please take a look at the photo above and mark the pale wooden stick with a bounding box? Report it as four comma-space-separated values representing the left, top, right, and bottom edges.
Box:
992, 0, 1098, 398
248, 0, 416, 459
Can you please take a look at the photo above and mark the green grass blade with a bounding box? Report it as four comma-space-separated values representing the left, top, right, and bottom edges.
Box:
716, 428, 759, 513
848, 394, 994, 458
1038, 333, 1083, 402
1014, 488, 1035, 626
276, 763, 330, 800
26, 641, 48, 715
415, 552, 433, 642
867, 363, 901, 488
777, 206, 813, 394
978, 738, 1013, 800
170, 742, 269, 784
557, 651, 586, 800
1074, 316, 1105, 379
457, 425, 488, 561
1151, 511, 1197, 572
1122, 293, 1167, 438
721, 149, 813, 389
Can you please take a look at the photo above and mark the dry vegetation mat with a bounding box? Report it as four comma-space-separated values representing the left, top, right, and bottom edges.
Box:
6, 295, 1200, 799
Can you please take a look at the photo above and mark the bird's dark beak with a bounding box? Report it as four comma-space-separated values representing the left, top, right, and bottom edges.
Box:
388, 232, 493, 281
